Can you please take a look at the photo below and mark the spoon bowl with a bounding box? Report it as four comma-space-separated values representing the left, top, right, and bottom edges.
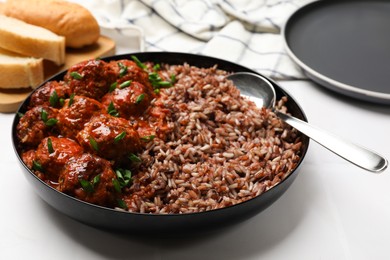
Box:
226, 72, 276, 109
228, 72, 388, 173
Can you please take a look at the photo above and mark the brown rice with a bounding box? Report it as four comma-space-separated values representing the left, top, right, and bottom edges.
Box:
123, 63, 303, 214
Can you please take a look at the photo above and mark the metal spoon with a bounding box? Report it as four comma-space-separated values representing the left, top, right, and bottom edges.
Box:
228, 72, 388, 173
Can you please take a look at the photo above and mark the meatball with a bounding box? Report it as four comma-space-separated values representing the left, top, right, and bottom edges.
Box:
101, 81, 154, 118
76, 114, 141, 161
136, 97, 173, 140
34, 137, 83, 182
29, 80, 70, 108
109, 59, 151, 87
17, 105, 58, 147
58, 153, 116, 206
64, 59, 117, 100
57, 95, 105, 139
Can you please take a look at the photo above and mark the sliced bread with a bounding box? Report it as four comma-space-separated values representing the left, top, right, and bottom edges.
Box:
0, 47, 44, 89
0, 0, 100, 48
0, 14, 65, 65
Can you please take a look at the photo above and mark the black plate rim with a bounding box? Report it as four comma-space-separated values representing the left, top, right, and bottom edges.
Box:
282, 0, 390, 104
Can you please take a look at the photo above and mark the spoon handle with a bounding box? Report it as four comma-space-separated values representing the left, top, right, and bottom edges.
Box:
274, 111, 388, 173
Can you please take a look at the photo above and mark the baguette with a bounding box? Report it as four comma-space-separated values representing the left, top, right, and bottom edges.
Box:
0, 48, 44, 89
0, 15, 65, 65
1, 0, 100, 48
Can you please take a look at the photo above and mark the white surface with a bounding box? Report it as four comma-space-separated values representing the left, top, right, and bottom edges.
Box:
1, 79, 389, 260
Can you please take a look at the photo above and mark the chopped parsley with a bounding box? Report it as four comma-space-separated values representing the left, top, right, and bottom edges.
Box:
109, 82, 117, 92
117, 199, 128, 210
79, 174, 101, 194
114, 131, 126, 144
49, 90, 59, 107
118, 62, 128, 77
41, 109, 58, 126
70, 71, 83, 80
79, 179, 94, 193
89, 136, 99, 151
32, 160, 43, 172
115, 168, 132, 189
153, 63, 161, 71
68, 93, 75, 106
119, 80, 132, 89
131, 55, 146, 69
41, 109, 48, 122
135, 93, 145, 104
45, 118, 58, 127
47, 137, 54, 154
130, 55, 176, 92
111, 168, 133, 194
128, 153, 141, 163
140, 135, 155, 142
112, 178, 122, 193
92, 174, 101, 186
59, 98, 65, 107
148, 71, 175, 89
107, 102, 119, 117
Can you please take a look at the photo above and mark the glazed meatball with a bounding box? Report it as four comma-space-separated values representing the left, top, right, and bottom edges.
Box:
57, 95, 105, 139
109, 59, 151, 87
17, 105, 58, 147
58, 153, 116, 207
34, 137, 83, 182
136, 96, 173, 140
76, 114, 141, 161
29, 80, 70, 108
64, 59, 117, 100
101, 81, 154, 118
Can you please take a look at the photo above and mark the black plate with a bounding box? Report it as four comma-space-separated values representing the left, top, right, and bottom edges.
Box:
12, 52, 309, 235
283, 0, 390, 104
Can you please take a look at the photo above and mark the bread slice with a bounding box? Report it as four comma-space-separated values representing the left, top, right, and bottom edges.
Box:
0, 47, 44, 89
0, 14, 65, 65
1, 0, 100, 48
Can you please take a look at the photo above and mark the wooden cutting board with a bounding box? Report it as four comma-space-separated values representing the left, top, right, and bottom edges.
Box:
0, 35, 116, 113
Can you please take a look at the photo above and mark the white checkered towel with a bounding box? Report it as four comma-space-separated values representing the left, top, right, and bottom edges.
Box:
70, 0, 314, 80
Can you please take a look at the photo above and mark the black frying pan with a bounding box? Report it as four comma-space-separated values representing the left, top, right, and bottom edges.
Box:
12, 52, 309, 235
283, 0, 390, 104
